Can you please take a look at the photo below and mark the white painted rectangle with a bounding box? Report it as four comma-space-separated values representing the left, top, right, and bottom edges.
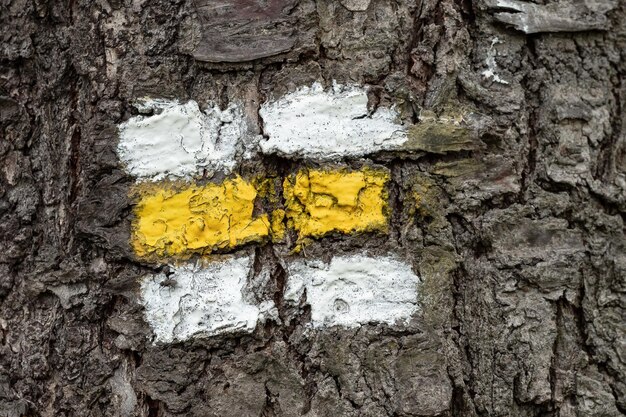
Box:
140, 256, 275, 343
285, 254, 420, 328
259, 83, 407, 160
117, 99, 253, 181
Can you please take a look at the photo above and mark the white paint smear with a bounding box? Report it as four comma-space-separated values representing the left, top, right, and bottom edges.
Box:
285, 254, 420, 328
259, 82, 407, 160
481, 38, 509, 85
140, 256, 276, 343
118, 99, 253, 180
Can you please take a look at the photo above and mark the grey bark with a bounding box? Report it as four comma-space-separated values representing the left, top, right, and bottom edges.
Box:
1, 0, 625, 416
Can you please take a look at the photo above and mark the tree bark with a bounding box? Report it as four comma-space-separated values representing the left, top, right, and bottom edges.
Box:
1, 0, 624, 416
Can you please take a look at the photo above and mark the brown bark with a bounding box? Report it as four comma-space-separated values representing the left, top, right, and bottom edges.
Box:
0, 0, 624, 416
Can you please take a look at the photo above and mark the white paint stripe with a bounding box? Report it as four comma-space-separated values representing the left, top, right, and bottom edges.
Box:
140, 256, 276, 343
284, 254, 419, 328
259, 82, 407, 160
118, 84, 407, 178
117, 99, 254, 180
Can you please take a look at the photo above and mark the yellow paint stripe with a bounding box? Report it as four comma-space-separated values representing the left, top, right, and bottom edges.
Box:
132, 177, 270, 259
131, 168, 390, 259
283, 167, 389, 241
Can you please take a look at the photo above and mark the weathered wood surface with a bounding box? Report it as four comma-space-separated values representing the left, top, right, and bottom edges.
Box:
491, 0, 617, 34
190, 0, 299, 62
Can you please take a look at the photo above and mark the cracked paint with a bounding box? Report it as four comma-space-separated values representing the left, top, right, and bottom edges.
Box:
140, 256, 277, 343
284, 254, 420, 328
270, 209, 286, 242
131, 177, 270, 259
117, 99, 255, 180
283, 167, 389, 241
259, 82, 407, 160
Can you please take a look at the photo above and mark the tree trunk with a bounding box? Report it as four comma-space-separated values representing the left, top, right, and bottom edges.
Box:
1, 0, 624, 416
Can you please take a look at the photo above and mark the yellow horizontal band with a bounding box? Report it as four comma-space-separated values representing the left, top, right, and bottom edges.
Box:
132, 177, 270, 259
131, 168, 390, 259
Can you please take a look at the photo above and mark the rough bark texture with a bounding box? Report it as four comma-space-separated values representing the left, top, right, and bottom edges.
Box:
1, 0, 625, 416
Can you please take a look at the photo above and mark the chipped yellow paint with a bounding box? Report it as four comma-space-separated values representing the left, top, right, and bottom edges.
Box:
283, 168, 389, 241
132, 177, 270, 259
254, 177, 282, 205
270, 209, 286, 242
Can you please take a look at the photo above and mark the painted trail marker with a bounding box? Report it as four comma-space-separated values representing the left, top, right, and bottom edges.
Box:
118, 99, 255, 181
131, 177, 271, 259
118, 83, 422, 342
140, 256, 276, 343
283, 168, 389, 241
259, 82, 407, 160
285, 255, 420, 328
